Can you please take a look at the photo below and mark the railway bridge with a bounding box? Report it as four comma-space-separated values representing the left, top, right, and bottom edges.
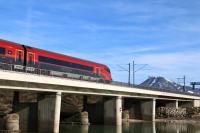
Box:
0, 67, 200, 133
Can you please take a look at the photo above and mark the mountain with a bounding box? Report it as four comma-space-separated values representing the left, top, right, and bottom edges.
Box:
139, 76, 198, 94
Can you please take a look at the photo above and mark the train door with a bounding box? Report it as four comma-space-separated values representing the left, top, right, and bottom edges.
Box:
15, 49, 23, 65
27, 52, 35, 66
96, 67, 100, 76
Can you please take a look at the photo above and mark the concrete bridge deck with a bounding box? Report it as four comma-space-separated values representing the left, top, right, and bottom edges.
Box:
0, 68, 200, 133
0, 70, 199, 100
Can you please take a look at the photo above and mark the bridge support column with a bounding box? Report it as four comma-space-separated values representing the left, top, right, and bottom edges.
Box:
116, 96, 122, 126
193, 100, 200, 107
166, 100, 178, 109
38, 92, 61, 133
53, 92, 62, 133
141, 99, 156, 121
104, 96, 122, 126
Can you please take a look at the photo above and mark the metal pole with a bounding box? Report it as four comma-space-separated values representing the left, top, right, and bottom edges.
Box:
183, 75, 186, 91
128, 63, 130, 86
192, 84, 195, 90
133, 61, 135, 85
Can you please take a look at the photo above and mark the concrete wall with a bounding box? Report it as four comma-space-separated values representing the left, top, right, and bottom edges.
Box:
38, 92, 61, 133
141, 99, 155, 121
104, 97, 116, 125
123, 99, 142, 119
17, 103, 38, 132
38, 93, 55, 132
103, 96, 122, 126
87, 102, 104, 124
124, 98, 156, 121
12, 91, 38, 132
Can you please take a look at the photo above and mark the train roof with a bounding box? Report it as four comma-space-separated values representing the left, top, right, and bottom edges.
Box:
0, 39, 108, 67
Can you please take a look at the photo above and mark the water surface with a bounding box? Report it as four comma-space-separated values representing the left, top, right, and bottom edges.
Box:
60, 122, 200, 133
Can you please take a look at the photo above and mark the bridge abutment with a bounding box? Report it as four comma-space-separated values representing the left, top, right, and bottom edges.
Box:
38, 92, 61, 133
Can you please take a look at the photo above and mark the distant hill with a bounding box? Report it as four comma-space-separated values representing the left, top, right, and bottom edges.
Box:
139, 76, 199, 94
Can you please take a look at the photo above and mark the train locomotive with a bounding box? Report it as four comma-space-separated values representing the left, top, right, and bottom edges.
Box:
0, 39, 112, 83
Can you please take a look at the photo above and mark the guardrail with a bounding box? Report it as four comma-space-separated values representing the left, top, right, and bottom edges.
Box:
0, 62, 199, 96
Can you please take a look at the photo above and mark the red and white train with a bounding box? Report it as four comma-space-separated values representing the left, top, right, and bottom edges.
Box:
0, 39, 112, 83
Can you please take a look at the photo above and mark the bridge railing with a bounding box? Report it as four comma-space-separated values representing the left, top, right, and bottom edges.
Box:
0, 63, 51, 76
0, 62, 102, 82
112, 81, 200, 96
0, 62, 198, 96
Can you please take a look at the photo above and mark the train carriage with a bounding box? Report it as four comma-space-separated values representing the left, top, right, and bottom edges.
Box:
0, 39, 112, 83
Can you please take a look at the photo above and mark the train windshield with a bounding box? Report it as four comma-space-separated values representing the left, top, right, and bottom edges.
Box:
105, 68, 110, 73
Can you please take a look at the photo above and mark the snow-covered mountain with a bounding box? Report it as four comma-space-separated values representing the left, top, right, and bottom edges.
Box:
139, 76, 196, 93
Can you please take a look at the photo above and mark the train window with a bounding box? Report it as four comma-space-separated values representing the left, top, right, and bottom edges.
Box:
28, 53, 33, 65
38, 56, 93, 71
0, 47, 5, 55
17, 51, 22, 64
96, 68, 100, 75
105, 68, 110, 73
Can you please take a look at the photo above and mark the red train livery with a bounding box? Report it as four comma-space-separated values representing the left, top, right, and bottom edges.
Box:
0, 39, 112, 82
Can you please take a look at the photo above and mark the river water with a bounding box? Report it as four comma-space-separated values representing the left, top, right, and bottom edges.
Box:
60, 122, 200, 133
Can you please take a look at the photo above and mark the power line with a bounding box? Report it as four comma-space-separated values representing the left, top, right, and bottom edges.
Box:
116, 64, 131, 85
116, 61, 151, 85
133, 61, 152, 85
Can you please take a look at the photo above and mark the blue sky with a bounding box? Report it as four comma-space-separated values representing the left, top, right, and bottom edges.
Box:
0, 0, 200, 85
